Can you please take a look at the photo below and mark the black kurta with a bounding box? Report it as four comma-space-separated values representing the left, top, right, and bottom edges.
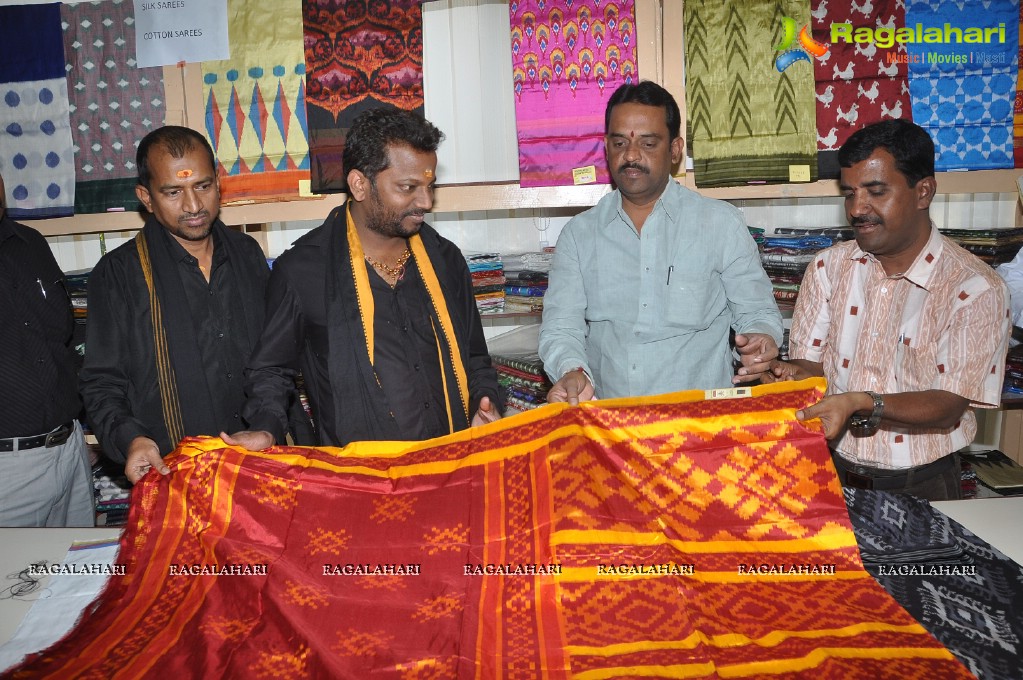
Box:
242, 205, 501, 446
79, 218, 272, 462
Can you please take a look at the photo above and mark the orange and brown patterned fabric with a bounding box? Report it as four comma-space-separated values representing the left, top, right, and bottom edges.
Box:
303, 0, 424, 194
9, 379, 970, 678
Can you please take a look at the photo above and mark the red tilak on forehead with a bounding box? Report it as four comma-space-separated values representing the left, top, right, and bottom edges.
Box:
630, 131, 635, 138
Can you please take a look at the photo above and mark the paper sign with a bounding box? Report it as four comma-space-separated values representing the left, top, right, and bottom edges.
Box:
788, 164, 811, 183
572, 165, 597, 185
133, 0, 229, 68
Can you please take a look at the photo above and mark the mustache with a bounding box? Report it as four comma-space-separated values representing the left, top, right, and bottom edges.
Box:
179, 211, 209, 222
851, 215, 882, 227
403, 210, 426, 219
618, 162, 648, 174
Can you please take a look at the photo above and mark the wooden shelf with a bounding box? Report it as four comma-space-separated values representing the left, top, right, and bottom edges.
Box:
32, 167, 1021, 239
480, 311, 542, 319
31, 182, 613, 238
684, 169, 1022, 200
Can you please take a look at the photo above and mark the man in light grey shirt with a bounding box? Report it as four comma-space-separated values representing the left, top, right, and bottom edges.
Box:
539, 81, 783, 402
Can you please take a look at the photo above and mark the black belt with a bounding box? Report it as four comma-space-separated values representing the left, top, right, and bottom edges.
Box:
833, 453, 956, 491
0, 421, 74, 453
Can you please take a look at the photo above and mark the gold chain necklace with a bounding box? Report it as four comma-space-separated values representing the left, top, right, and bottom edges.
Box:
365, 248, 412, 281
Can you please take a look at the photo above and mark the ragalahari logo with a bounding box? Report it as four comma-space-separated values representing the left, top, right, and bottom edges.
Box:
774, 16, 829, 72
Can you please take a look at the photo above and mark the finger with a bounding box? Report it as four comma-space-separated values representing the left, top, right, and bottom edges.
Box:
566, 380, 580, 406
128, 462, 151, 484
479, 396, 491, 413
147, 451, 171, 475
740, 359, 774, 375
547, 388, 567, 403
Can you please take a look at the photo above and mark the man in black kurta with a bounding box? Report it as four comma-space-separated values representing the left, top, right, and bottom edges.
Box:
230, 109, 501, 448
79, 126, 297, 483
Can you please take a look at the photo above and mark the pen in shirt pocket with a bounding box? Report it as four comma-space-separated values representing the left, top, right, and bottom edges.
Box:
37, 278, 47, 299
666, 265, 674, 285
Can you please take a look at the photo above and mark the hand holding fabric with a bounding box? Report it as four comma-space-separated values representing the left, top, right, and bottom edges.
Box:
733, 333, 780, 384
471, 396, 502, 427
125, 436, 169, 484
796, 392, 872, 439
762, 359, 813, 383
221, 430, 274, 452
547, 369, 594, 406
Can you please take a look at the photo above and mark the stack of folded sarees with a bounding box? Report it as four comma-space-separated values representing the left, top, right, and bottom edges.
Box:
490, 350, 552, 412
464, 252, 505, 314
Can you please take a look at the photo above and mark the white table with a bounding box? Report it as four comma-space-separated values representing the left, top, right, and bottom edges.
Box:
0, 528, 120, 648
932, 497, 1023, 566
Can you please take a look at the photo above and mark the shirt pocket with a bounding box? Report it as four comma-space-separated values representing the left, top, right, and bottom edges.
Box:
23, 275, 72, 338
897, 343, 939, 392
663, 274, 723, 332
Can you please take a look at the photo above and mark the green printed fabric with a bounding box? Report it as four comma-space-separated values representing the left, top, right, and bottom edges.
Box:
685, 0, 817, 188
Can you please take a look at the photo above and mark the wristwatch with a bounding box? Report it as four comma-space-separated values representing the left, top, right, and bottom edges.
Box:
848, 391, 884, 434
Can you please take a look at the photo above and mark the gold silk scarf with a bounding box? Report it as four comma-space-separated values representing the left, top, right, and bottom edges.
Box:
345, 205, 470, 429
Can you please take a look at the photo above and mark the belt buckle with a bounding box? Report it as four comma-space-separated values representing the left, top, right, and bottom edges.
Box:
845, 468, 874, 490
44, 424, 69, 448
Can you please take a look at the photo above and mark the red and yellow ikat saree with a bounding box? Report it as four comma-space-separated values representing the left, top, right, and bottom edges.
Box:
8, 379, 969, 678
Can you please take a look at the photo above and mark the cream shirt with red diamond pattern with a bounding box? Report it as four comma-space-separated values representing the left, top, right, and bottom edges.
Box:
790, 226, 1010, 470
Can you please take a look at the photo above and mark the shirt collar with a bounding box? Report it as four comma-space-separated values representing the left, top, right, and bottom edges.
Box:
845, 222, 943, 290
612, 178, 681, 228
0, 215, 25, 245
157, 220, 224, 265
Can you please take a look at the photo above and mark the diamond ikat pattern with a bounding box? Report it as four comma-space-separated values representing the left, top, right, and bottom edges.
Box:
202, 0, 308, 201
4, 382, 975, 678
61, 0, 164, 210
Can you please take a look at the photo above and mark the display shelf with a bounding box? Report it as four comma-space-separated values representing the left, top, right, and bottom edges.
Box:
686, 169, 1021, 200
480, 311, 542, 320
29, 182, 614, 238
24, 2, 1023, 242
30, 166, 1021, 239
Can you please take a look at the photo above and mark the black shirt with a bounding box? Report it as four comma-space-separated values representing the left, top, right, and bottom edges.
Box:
369, 261, 449, 440
79, 222, 270, 461
168, 229, 251, 431
0, 216, 81, 437
242, 216, 501, 446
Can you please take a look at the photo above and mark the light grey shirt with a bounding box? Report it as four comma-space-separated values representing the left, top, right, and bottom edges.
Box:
539, 180, 782, 398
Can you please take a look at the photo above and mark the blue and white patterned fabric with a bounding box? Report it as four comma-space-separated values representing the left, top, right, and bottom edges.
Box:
0, 3, 75, 218
906, 0, 1019, 171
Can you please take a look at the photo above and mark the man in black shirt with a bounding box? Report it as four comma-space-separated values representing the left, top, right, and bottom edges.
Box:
227, 109, 501, 449
0, 171, 94, 526
79, 127, 299, 483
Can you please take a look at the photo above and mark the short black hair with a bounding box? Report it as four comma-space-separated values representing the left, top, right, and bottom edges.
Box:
136, 126, 217, 190
342, 108, 444, 187
604, 81, 681, 140
837, 119, 934, 187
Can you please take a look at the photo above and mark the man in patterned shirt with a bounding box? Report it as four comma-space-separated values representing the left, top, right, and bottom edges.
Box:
768, 120, 1009, 501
